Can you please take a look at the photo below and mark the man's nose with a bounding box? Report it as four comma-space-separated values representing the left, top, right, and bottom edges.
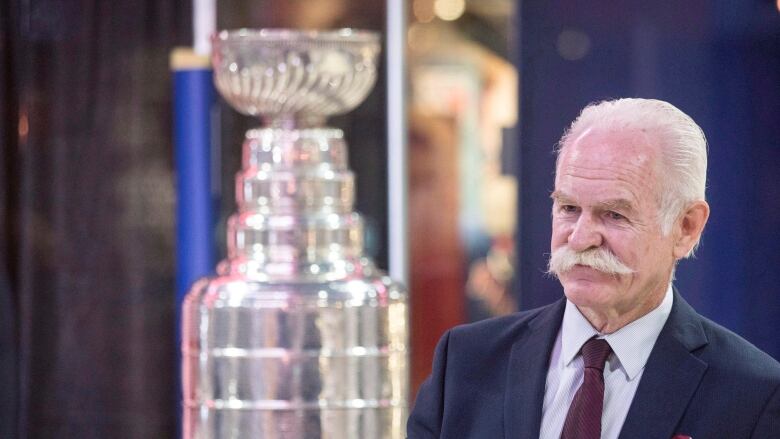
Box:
568, 213, 603, 251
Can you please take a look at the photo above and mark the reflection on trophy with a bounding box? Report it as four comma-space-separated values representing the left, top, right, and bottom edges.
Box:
182, 29, 409, 438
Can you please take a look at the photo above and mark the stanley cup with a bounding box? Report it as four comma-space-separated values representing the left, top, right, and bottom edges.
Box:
181, 29, 409, 438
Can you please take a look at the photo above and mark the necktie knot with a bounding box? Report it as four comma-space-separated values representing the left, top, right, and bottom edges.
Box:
581, 338, 611, 372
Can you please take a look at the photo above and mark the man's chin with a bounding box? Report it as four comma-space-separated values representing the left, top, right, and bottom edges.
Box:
562, 282, 616, 309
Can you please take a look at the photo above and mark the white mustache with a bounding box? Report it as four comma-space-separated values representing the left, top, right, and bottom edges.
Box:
547, 246, 635, 277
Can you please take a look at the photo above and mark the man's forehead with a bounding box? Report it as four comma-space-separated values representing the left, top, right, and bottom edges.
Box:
557, 127, 661, 180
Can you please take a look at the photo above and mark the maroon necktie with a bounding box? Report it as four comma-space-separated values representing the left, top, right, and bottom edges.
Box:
560, 338, 613, 439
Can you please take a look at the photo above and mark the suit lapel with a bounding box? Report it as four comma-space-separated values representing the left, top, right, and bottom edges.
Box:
504, 299, 566, 439
618, 291, 709, 439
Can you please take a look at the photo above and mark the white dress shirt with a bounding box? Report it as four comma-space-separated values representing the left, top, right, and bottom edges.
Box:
539, 284, 674, 439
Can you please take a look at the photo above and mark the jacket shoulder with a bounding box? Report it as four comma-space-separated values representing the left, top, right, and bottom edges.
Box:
445, 301, 562, 358
698, 316, 780, 383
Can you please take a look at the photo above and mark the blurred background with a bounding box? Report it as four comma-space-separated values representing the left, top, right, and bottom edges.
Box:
1, 0, 779, 437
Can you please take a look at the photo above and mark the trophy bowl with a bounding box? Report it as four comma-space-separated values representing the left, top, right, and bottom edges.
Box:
211, 28, 381, 124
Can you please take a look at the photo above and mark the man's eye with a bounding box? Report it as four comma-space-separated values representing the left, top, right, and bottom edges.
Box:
607, 211, 626, 221
560, 205, 578, 214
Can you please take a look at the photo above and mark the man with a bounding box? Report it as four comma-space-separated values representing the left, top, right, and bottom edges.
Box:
407, 98, 780, 438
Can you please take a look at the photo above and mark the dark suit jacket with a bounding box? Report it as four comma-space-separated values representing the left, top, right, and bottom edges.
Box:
408, 291, 780, 438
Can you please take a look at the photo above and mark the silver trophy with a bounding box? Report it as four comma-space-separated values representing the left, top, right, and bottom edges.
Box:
181, 29, 409, 438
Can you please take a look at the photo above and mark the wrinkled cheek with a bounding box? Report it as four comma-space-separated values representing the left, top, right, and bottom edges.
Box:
550, 233, 562, 250
550, 224, 570, 248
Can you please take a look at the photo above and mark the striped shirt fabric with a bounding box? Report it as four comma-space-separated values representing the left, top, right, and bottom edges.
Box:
539, 284, 674, 439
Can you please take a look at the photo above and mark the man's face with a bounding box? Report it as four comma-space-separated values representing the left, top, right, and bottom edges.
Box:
550, 127, 677, 319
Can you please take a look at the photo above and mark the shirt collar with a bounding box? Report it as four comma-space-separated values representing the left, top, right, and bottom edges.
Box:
560, 284, 674, 380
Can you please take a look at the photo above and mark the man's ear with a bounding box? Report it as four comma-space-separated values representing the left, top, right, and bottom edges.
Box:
673, 200, 710, 259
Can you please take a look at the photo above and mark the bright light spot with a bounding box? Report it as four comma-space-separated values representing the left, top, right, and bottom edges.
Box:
434, 0, 465, 21
346, 280, 367, 302
413, 0, 435, 23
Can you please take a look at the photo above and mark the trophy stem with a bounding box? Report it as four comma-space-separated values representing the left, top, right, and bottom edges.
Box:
262, 114, 328, 130
217, 125, 364, 281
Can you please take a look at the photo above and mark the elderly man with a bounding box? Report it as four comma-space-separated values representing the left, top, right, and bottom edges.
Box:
407, 98, 780, 439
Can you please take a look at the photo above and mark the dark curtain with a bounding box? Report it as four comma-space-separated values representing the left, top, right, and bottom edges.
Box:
2, 0, 190, 437
2, 3, 18, 438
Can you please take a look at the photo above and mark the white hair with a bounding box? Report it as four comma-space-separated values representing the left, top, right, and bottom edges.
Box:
556, 98, 707, 251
